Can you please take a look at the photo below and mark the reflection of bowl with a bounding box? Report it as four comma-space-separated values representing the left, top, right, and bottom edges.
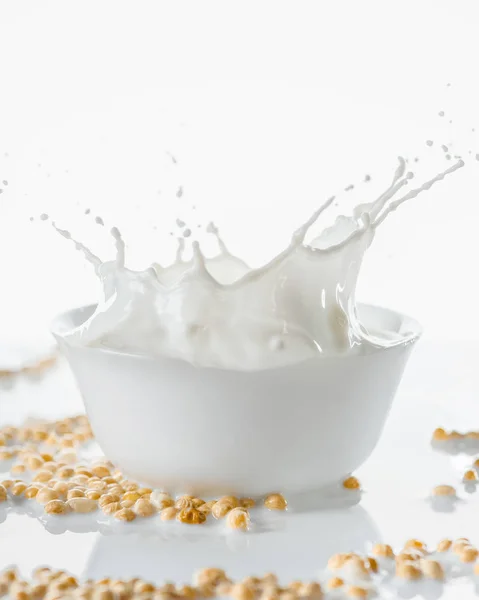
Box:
82, 506, 380, 584
52, 304, 420, 496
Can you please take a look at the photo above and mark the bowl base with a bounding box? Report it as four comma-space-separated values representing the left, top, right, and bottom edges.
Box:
282, 481, 362, 512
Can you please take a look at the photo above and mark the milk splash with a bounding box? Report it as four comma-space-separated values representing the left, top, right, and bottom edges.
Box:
51, 157, 463, 371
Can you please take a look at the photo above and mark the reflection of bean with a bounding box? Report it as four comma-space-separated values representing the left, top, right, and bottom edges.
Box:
430, 496, 456, 514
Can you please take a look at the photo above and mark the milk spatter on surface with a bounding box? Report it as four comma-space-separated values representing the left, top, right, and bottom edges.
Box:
51, 157, 463, 371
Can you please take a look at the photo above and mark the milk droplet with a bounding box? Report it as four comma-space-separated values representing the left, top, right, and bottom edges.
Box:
345, 184, 354, 192
176, 186, 183, 198
39, 213, 49, 221
2, 180, 7, 186
426, 140, 434, 147
95, 217, 104, 226
183, 228, 192, 238
441, 145, 449, 153
84, 208, 91, 215
176, 219, 186, 228
439, 111, 445, 117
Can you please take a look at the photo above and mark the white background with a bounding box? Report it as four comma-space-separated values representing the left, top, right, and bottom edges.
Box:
3, 4, 479, 595
1, 0, 479, 348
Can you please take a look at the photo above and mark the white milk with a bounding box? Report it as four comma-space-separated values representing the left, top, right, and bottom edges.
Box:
48, 157, 463, 371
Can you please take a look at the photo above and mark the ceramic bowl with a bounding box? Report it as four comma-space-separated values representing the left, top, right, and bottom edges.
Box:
52, 303, 421, 496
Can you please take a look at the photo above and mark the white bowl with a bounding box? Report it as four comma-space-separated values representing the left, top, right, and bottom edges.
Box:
52, 303, 421, 496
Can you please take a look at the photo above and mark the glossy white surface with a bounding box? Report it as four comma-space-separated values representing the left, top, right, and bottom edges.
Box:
1, 340, 479, 598
52, 303, 418, 496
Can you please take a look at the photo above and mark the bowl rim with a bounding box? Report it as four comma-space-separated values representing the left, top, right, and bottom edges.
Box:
50, 302, 423, 367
